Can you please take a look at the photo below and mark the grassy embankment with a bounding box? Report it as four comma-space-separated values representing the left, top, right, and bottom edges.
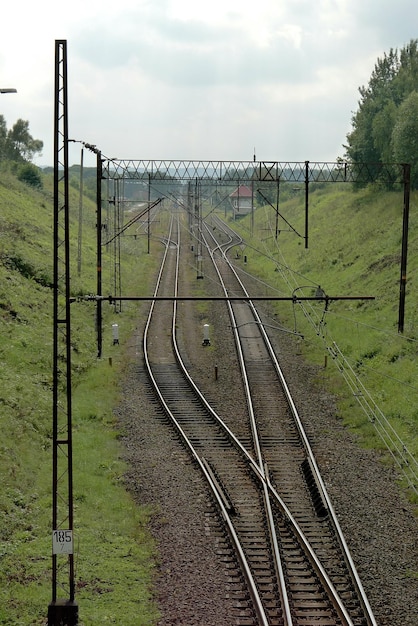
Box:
0, 164, 164, 625
225, 182, 418, 503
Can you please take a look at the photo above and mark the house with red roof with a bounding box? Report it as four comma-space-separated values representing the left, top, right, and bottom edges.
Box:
229, 184, 253, 218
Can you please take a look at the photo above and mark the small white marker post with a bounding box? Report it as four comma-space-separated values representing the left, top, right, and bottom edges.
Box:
112, 323, 119, 345
202, 324, 210, 346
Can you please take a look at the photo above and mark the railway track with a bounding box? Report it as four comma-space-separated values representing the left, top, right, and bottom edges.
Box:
142, 209, 377, 625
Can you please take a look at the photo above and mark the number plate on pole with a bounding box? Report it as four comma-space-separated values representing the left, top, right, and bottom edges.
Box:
52, 529, 73, 554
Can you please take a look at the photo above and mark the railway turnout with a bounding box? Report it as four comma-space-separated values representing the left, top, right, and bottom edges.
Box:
140, 209, 377, 625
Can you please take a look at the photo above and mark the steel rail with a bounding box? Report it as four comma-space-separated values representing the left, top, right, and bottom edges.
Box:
200, 225, 294, 625
209, 214, 378, 626
142, 214, 270, 626
203, 220, 358, 626
144, 222, 359, 618
165, 213, 361, 624
142, 211, 371, 624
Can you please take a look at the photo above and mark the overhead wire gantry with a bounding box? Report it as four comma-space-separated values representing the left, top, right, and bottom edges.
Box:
102, 157, 411, 332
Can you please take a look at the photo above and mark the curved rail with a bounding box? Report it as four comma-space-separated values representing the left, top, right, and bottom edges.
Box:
205, 214, 377, 626
143, 214, 270, 625
202, 222, 356, 625
140, 209, 378, 625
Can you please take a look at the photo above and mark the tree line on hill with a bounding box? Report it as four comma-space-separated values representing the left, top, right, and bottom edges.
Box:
0, 115, 43, 187
345, 39, 418, 187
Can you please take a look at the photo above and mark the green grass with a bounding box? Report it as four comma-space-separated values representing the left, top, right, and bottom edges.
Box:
0, 164, 162, 624
71, 361, 158, 626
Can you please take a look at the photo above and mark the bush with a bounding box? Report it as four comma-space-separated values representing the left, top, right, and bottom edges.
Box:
17, 163, 43, 188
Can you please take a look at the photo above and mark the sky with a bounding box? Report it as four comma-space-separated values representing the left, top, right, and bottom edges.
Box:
1, 0, 418, 168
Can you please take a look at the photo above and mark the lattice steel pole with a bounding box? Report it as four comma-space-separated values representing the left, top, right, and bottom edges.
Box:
77, 148, 84, 277
113, 177, 122, 312
96, 150, 103, 357
48, 39, 78, 626
147, 172, 152, 254
398, 163, 411, 333
304, 160, 309, 249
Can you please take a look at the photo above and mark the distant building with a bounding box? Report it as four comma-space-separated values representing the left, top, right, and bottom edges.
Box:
229, 184, 253, 218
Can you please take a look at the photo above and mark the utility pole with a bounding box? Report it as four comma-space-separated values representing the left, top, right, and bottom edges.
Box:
69, 139, 103, 355
398, 163, 411, 333
304, 161, 309, 248
275, 177, 280, 240
77, 148, 84, 276
96, 149, 103, 357
148, 173, 151, 254
49, 39, 78, 626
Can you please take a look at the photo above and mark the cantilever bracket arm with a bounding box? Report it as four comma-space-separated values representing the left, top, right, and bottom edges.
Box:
76, 294, 375, 304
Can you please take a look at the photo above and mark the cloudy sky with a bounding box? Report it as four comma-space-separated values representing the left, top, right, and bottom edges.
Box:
1, 0, 418, 167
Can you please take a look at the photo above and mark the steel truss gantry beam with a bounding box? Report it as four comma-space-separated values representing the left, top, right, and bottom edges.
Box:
49, 40, 78, 626
102, 158, 406, 184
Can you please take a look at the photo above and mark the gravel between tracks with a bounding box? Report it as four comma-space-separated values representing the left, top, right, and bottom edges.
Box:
116, 255, 418, 626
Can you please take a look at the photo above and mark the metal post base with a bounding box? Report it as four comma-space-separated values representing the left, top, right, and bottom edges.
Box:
48, 600, 78, 625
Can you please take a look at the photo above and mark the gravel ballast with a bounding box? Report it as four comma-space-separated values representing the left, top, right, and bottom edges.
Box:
116, 253, 418, 626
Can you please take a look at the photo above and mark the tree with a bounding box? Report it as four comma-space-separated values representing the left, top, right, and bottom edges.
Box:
0, 115, 7, 161
392, 91, 418, 187
372, 101, 397, 164
345, 39, 418, 188
345, 48, 400, 166
396, 40, 418, 99
3, 118, 43, 162
17, 162, 43, 188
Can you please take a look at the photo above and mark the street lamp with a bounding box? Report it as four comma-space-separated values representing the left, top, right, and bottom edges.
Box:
0, 88, 17, 94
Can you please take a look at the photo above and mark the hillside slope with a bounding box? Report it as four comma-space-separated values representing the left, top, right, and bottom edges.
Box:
0, 166, 160, 624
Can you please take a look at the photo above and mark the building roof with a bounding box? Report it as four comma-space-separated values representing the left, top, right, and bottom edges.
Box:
229, 184, 252, 198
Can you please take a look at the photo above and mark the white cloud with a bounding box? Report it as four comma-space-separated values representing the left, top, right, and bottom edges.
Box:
1, 0, 418, 166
